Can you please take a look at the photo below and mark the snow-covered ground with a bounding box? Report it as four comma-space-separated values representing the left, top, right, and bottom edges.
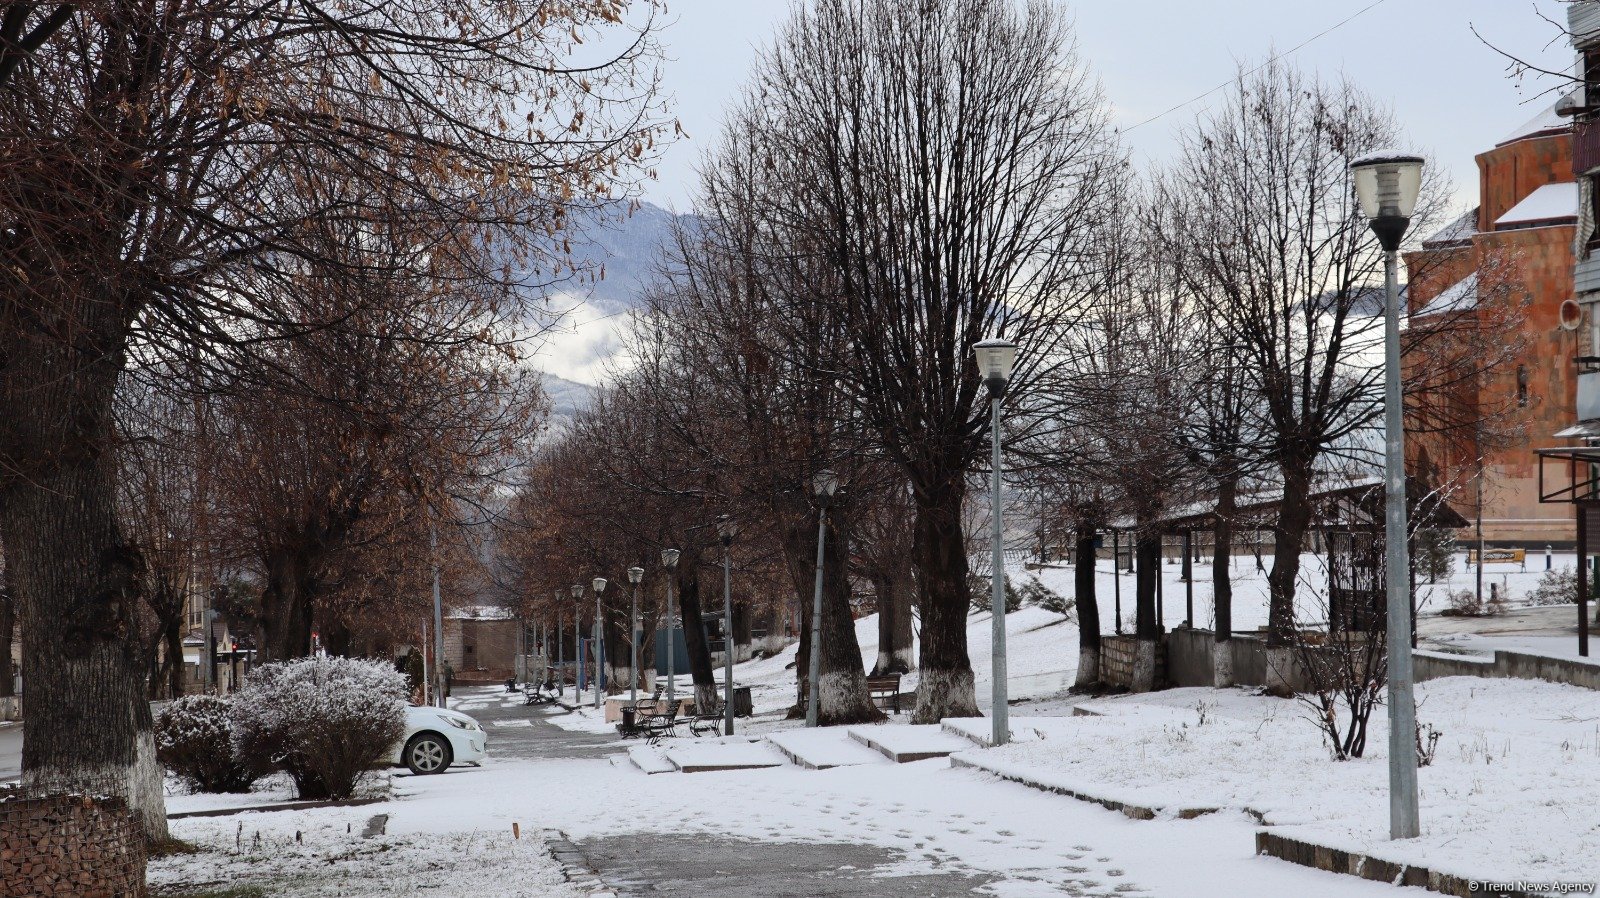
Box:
969, 677, 1600, 885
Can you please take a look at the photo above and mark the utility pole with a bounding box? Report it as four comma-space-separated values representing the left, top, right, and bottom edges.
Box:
430, 523, 446, 709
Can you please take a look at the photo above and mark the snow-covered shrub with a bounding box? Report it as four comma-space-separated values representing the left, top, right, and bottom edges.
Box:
968, 573, 1020, 613
154, 695, 262, 793
1415, 528, 1456, 584
1017, 578, 1073, 618
231, 656, 407, 800
1526, 567, 1578, 606
1445, 588, 1506, 618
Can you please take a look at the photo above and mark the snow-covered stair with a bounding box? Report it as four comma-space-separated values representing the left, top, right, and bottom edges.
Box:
625, 744, 675, 775
765, 728, 891, 770
662, 739, 789, 773
845, 724, 972, 763
940, 717, 1045, 747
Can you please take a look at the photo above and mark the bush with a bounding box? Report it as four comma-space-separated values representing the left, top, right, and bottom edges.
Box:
1444, 588, 1506, 618
231, 656, 407, 800
968, 573, 1020, 613
1017, 577, 1072, 618
155, 695, 263, 793
1527, 566, 1579, 606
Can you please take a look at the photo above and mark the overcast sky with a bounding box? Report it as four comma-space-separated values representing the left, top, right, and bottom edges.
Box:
645, 0, 1574, 215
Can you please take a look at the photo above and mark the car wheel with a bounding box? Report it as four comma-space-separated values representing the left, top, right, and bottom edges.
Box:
404, 732, 453, 775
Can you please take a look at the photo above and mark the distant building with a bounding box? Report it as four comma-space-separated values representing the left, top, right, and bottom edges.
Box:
443, 606, 522, 678
1403, 102, 1581, 545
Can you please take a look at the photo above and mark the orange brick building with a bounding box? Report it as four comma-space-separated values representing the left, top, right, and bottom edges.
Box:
1404, 105, 1583, 545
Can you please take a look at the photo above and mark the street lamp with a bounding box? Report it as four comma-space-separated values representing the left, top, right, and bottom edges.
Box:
627, 565, 645, 706
717, 515, 739, 736
592, 577, 608, 710
1351, 150, 1425, 841
555, 590, 565, 698
571, 584, 583, 695
974, 336, 1018, 747
806, 470, 840, 727
661, 548, 681, 711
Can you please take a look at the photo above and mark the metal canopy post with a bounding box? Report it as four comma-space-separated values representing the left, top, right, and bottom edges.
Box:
1112, 530, 1122, 634
1580, 505, 1591, 658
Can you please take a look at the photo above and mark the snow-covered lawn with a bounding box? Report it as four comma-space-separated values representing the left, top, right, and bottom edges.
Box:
964, 677, 1600, 884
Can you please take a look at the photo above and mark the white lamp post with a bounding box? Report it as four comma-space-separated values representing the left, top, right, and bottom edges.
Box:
806, 470, 841, 727
717, 515, 739, 736
974, 336, 1018, 747
1351, 150, 1424, 841
570, 583, 582, 695
592, 577, 608, 710
661, 549, 681, 712
627, 565, 644, 706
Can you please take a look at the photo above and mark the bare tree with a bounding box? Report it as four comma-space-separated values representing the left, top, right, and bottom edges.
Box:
0, 0, 665, 840
717, 0, 1117, 721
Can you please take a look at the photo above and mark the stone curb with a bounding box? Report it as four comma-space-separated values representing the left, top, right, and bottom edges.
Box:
949, 755, 1230, 822
545, 828, 626, 897
1255, 831, 1543, 897
168, 796, 389, 820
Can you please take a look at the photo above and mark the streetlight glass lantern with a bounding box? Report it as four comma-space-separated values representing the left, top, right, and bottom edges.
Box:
1350, 151, 1424, 221
570, 584, 582, 599
592, 577, 607, 594
628, 565, 644, 584
812, 469, 839, 500
717, 515, 738, 546
661, 548, 680, 568
973, 337, 1019, 385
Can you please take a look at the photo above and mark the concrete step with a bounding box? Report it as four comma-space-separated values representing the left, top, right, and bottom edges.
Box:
765, 729, 890, 770
663, 740, 788, 773
845, 724, 972, 763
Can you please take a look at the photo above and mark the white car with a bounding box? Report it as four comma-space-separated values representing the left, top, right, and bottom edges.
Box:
393, 704, 486, 775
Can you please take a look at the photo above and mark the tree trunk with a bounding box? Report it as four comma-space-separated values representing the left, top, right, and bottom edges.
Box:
870, 569, 914, 676
911, 480, 979, 722
675, 547, 719, 711
1264, 458, 1314, 697
732, 600, 752, 663
1073, 526, 1101, 690
5, 452, 169, 841
0, 589, 13, 698
1212, 475, 1237, 688
164, 613, 185, 698
1131, 529, 1160, 693
258, 549, 315, 661
814, 512, 881, 725
321, 614, 352, 658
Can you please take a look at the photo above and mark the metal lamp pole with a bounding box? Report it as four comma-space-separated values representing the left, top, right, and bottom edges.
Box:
974, 337, 1018, 747
430, 523, 446, 709
662, 549, 681, 711
592, 577, 608, 710
628, 566, 644, 705
806, 471, 840, 727
1351, 151, 1425, 840
555, 593, 564, 698
570, 584, 582, 695
718, 516, 738, 736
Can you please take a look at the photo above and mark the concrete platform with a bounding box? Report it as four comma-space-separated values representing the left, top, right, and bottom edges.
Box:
664, 741, 788, 773
626, 745, 675, 775
845, 724, 972, 763
939, 717, 1044, 747
765, 729, 890, 770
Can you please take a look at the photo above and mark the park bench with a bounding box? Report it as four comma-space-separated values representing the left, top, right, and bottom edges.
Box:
688, 702, 724, 738
616, 687, 666, 739
638, 703, 680, 745
866, 674, 903, 714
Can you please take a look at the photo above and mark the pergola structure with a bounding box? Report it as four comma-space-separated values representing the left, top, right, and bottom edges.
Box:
1134, 475, 1468, 637
1534, 442, 1600, 656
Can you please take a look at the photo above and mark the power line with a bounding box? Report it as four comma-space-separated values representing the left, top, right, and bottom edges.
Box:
1123, 0, 1392, 133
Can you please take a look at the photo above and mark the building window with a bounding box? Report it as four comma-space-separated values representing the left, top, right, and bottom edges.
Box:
1517, 365, 1529, 407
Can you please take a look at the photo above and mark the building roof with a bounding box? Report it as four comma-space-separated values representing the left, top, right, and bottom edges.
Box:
1498, 100, 1571, 146
1414, 271, 1478, 318
1493, 181, 1578, 228
1420, 207, 1478, 248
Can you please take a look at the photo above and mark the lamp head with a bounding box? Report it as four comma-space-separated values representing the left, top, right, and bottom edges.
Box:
628, 565, 644, 584
661, 548, 680, 569
811, 469, 840, 503
592, 577, 607, 594
716, 514, 738, 546
1350, 152, 1424, 251
570, 584, 582, 599
973, 337, 1019, 396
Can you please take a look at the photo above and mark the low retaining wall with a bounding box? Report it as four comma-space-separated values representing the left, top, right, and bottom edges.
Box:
0, 792, 145, 897
1099, 634, 1165, 689
1415, 648, 1600, 691
1164, 628, 1309, 691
